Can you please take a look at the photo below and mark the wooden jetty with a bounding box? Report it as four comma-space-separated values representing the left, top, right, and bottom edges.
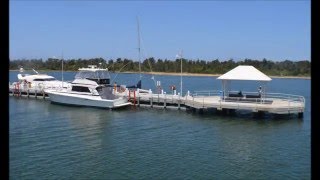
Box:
118, 89, 305, 117
9, 84, 305, 117
9, 65, 306, 117
9, 82, 50, 99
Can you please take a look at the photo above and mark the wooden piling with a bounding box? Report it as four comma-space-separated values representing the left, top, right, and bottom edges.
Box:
128, 90, 131, 101
164, 97, 167, 109
133, 90, 136, 106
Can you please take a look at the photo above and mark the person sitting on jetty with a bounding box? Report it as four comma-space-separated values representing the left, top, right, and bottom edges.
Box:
238, 90, 243, 97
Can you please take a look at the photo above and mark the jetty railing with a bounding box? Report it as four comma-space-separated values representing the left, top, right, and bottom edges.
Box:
263, 92, 305, 104
193, 90, 304, 103
191, 90, 305, 111
192, 90, 221, 97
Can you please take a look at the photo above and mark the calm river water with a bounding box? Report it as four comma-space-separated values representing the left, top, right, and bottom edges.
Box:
9, 71, 310, 179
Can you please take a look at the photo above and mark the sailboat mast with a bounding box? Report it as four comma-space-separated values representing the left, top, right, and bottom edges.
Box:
180, 50, 183, 96
137, 16, 142, 80
61, 52, 64, 87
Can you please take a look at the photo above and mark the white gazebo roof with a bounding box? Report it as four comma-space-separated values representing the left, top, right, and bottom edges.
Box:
217, 65, 272, 81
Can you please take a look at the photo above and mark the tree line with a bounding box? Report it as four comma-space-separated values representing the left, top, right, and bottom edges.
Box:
9, 57, 310, 76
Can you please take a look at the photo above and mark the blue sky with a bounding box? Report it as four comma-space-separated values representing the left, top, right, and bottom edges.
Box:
10, 1, 310, 61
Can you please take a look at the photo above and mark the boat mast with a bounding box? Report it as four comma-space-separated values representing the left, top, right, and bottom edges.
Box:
61, 52, 64, 87
137, 16, 142, 80
180, 50, 183, 96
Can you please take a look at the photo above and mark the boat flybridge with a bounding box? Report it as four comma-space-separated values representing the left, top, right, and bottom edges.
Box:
75, 65, 111, 85
45, 65, 131, 109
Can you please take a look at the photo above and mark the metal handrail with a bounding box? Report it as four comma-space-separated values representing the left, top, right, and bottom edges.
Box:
193, 90, 305, 105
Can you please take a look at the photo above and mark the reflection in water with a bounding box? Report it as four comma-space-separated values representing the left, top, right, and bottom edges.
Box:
48, 103, 117, 151
213, 118, 305, 178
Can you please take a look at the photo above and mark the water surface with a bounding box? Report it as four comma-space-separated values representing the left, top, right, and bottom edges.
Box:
9, 71, 310, 179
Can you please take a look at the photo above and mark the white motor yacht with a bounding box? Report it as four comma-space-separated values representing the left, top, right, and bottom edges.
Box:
45, 65, 131, 109
17, 67, 69, 89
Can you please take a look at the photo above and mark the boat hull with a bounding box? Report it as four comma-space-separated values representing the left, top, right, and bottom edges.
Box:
46, 91, 131, 109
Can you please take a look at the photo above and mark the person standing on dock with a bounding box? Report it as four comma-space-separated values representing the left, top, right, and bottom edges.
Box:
258, 86, 262, 97
219, 90, 224, 100
170, 85, 176, 95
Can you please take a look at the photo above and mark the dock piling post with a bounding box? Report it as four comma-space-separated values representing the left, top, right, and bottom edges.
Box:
203, 97, 204, 108
128, 90, 131, 102
193, 96, 194, 107
17, 83, 20, 97
133, 90, 136, 106
178, 93, 181, 110
164, 92, 167, 108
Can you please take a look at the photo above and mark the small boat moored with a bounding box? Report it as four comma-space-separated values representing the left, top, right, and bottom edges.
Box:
17, 67, 69, 89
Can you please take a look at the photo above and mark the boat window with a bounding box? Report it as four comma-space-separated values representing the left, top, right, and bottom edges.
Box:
87, 78, 110, 85
72, 86, 91, 93
75, 70, 111, 79
33, 78, 56, 81
44, 78, 56, 81
100, 79, 110, 84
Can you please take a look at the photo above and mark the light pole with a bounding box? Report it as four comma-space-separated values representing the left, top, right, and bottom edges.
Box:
176, 50, 183, 96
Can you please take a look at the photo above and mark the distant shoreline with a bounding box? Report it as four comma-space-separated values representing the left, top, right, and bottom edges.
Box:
9, 70, 310, 79
122, 71, 311, 79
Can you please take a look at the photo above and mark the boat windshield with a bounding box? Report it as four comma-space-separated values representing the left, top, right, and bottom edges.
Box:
75, 70, 111, 80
